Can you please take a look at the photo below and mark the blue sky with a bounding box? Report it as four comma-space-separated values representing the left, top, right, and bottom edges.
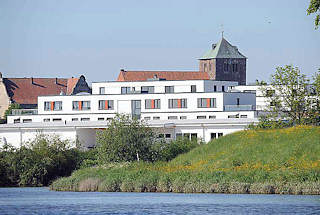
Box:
1, 0, 319, 84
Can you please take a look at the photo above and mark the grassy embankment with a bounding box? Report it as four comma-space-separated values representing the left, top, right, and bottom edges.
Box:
51, 126, 320, 194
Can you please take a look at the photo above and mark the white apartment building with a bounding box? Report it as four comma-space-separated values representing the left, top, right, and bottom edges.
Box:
1, 79, 258, 148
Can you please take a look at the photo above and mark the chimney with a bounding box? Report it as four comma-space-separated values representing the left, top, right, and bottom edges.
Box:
55, 77, 58, 84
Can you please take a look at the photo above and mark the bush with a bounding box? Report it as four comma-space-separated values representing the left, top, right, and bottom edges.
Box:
97, 114, 202, 164
97, 114, 159, 163
0, 134, 92, 187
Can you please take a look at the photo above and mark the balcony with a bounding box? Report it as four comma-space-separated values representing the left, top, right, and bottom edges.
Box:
224, 105, 255, 111
10, 109, 38, 116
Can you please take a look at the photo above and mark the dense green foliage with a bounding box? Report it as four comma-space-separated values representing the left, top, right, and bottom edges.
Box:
97, 114, 158, 163
51, 126, 320, 194
3, 103, 20, 121
256, 65, 320, 128
96, 114, 200, 163
0, 134, 89, 187
307, 0, 320, 29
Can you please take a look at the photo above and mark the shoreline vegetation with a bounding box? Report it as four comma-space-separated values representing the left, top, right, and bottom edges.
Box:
50, 126, 320, 195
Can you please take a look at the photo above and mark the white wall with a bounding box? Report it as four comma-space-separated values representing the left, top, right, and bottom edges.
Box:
0, 128, 77, 148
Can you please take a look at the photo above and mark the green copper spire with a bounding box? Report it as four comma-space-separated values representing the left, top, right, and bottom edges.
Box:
199, 37, 246, 60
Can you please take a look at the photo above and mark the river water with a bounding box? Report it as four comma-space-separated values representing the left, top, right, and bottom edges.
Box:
0, 187, 319, 214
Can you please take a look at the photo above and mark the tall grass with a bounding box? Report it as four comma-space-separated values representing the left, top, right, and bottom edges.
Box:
51, 126, 320, 194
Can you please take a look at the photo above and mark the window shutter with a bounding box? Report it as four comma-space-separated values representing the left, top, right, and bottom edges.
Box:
51, 102, 54, 110
105, 100, 108, 110
207, 98, 210, 108
178, 99, 181, 108
78, 101, 82, 110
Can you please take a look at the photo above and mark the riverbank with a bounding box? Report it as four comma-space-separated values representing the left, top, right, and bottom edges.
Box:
51, 126, 320, 194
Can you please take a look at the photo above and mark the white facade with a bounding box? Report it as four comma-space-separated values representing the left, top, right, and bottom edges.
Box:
2, 79, 259, 148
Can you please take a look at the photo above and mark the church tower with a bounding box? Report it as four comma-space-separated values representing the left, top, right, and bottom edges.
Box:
199, 37, 247, 85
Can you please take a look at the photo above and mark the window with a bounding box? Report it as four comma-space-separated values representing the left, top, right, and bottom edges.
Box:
211, 133, 222, 140
176, 133, 182, 138
44, 101, 62, 111
214, 85, 217, 92
131, 100, 141, 119
99, 100, 114, 110
240, 115, 248, 118
165, 86, 174, 93
144, 117, 151, 121
23, 119, 32, 123
197, 98, 216, 108
197, 116, 206, 119
99, 87, 105, 94
209, 115, 216, 119
141, 86, 154, 94
158, 134, 165, 138
145, 99, 161, 109
52, 118, 62, 122
191, 133, 197, 140
228, 114, 239, 118
72, 118, 78, 121
81, 118, 90, 121
121, 87, 131, 94
73, 101, 91, 110
98, 118, 105, 121
204, 63, 207, 72
222, 86, 225, 92
191, 85, 196, 93
237, 98, 240, 106
223, 62, 228, 72
183, 133, 191, 139
209, 63, 211, 71
168, 99, 187, 108
43, 118, 50, 122
232, 63, 238, 72
168, 116, 178, 120
153, 116, 160, 120
165, 134, 171, 138
180, 116, 187, 120
14, 119, 20, 124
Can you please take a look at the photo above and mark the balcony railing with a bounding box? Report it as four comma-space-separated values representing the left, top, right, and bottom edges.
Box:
11, 109, 38, 116
224, 105, 255, 111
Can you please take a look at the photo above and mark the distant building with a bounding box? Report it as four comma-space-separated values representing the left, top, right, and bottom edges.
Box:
117, 37, 247, 85
0, 37, 254, 148
0, 74, 91, 118
0, 73, 10, 119
199, 37, 247, 85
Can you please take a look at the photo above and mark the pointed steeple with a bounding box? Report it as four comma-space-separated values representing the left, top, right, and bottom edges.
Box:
199, 37, 246, 60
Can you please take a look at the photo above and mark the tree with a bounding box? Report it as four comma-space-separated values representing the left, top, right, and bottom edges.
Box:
4, 103, 20, 121
96, 114, 158, 163
307, 0, 320, 29
260, 65, 318, 126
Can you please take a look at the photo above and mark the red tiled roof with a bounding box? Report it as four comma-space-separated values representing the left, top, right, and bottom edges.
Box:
117, 70, 209, 82
4, 78, 68, 105
67, 77, 79, 95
